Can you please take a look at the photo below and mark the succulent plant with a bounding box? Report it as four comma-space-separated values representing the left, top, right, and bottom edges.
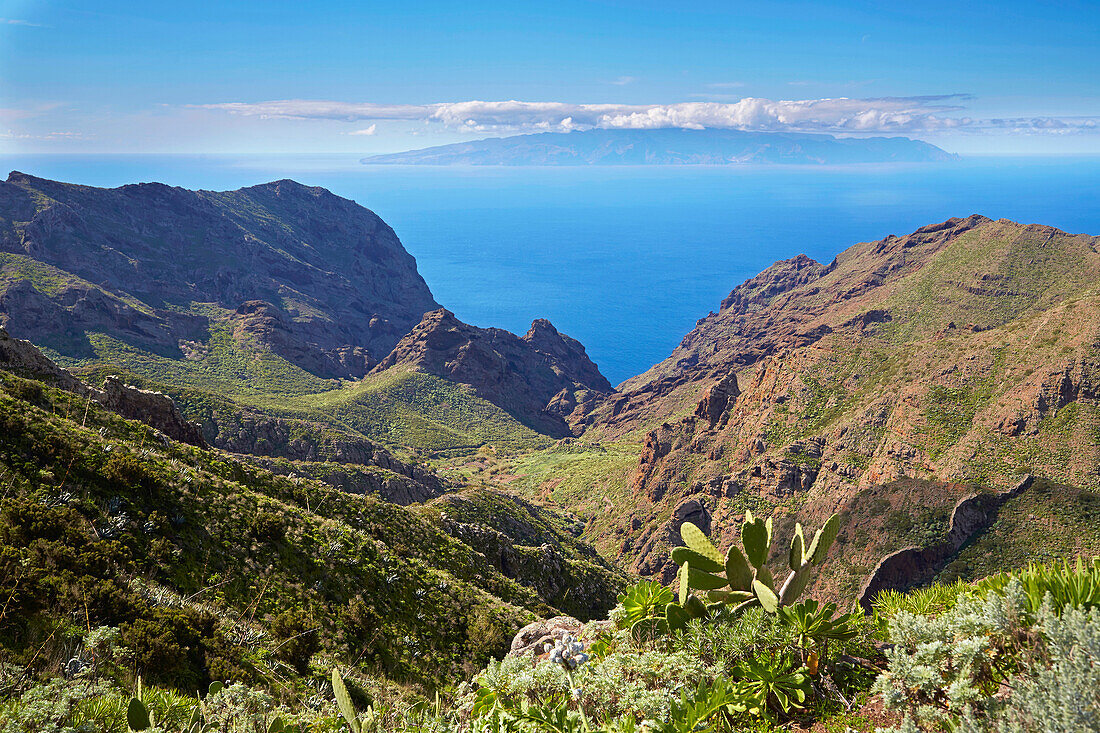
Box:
673, 511, 841, 617
623, 511, 840, 639
332, 668, 360, 733
126, 697, 150, 732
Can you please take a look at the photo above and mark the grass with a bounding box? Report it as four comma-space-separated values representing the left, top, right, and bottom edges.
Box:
68, 324, 551, 454
261, 368, 552, 453
0, 252, 153, 315
496, 441, 642, 557
0, 363, 624, 702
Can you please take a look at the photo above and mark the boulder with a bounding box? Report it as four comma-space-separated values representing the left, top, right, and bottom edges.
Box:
509, 615, 613, 657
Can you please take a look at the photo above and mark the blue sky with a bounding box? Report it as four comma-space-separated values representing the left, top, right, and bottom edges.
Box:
1, 0, 1098, 154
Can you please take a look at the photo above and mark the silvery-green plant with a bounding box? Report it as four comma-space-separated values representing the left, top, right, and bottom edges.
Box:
544, 632, 593, 730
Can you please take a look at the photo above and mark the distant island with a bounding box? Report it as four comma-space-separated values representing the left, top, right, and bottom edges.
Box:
360, 127, 957, 166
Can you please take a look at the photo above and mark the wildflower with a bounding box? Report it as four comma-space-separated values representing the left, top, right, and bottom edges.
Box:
544, 632, 590, 671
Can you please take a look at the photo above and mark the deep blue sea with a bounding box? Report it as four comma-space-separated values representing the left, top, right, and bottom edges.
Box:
2, 154, 1099, 384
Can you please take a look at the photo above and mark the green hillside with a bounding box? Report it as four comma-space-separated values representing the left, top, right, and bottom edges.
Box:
0, 364, 623, 706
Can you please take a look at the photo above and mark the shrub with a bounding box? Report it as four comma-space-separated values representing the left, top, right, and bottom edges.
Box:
120, 608, 213, 690
874, 572, 1100, 732
270, 609, 321, 674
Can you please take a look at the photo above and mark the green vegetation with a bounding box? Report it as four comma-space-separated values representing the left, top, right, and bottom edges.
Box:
0, 364, 624, 729
937, 478, 1100, 582
5, 372, 1100, 733
260, 369, 551, 453
445, 441, 641, 558
70, 325, 550, 454
872, 559, 1100, 732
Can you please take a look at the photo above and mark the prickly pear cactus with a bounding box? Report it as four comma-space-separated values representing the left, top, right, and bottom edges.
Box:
332, 668, 360, 733
127, 698, 150, 731
670, 511, 841, 615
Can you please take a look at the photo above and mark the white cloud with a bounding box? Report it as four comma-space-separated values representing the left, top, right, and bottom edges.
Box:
194, 96, 1100, 136
1, 18, 42, 27
610, 76, 637, 86
347, 124, 377, 136
0, 129, 88, 140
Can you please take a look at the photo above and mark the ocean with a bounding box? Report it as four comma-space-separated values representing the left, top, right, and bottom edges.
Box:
2, 154, 1099, 385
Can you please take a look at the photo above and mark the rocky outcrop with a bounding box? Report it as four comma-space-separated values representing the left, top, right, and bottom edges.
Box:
694, 372, 740, 427
99, 376, 207, 447
580, 217, 1100, 601
0, 172, 440, 376
0, 327, 206, 446
230, 300, 374, 378
857, 475, 1035, 609
582, 215, 994, 434
249, 456, 445, 506
630, 496, 712, 582
0, 326, 91, 394
523, 319, 612, 394
372, 309, 613, 436
509, 615, 614, 657
510, 616, 583, 656
202, 406, 445, 483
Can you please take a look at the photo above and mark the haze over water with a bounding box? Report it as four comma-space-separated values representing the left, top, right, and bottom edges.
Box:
3, 154, 1099, 384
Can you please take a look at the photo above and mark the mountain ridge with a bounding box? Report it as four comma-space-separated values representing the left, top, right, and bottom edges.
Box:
0, 172, 614, 453
0, 171, 440, 374
566, 214, 1100, 597
361, 127, 957, 166
4, 171, 1099, 606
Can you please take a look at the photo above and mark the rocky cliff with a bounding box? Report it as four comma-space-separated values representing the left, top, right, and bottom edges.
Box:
372, 308, 613, 437
580, 216, 1100, 597
0, 172, 439, 377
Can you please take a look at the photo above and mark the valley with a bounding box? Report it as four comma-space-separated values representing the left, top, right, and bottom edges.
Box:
2, 173, 1099, 731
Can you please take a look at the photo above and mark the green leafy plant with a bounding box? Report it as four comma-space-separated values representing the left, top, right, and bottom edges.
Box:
126, 696, 150, 732
776, 600, 861, 659
974, 556, 1100, 617
870, 580, 973, 620
663, 677, 738, 733
333, 668, 361, 733
670, 511, 841, 620
332, 668, 381, 733
617, 580, 674, 631
729, 656, 811, 716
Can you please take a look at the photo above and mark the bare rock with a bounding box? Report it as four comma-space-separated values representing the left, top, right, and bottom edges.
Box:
509, 615, 613, 657
372, 308, 612, 437
100, 376, 207, 448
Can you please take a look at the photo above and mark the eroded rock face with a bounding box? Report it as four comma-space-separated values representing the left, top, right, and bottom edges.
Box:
372, 308, 613, 437
695, 372, 740, 428
857, 475, 1035, 609
100, 376, 207, 447
230, 301, 374, 378
204, 409, 444, 485
584, 217, 1100, 598
0, 326, 90, 394
631, 497, 712, 582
